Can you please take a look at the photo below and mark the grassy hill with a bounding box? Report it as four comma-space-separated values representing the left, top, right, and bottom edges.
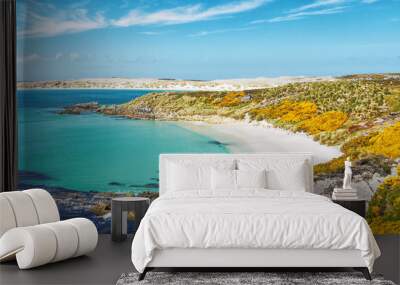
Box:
109, 76, 399, 148
101, 74, 400, 234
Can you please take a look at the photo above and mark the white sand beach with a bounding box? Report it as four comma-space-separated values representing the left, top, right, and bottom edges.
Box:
179, 120, 342, 165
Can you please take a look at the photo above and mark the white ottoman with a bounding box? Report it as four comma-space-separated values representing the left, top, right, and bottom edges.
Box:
0, 189, 98, 269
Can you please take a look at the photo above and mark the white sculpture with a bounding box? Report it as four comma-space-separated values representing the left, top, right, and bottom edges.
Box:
343, 157, 352, 190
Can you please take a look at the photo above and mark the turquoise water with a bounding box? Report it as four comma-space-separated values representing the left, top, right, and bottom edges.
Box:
17, 89, 228, 193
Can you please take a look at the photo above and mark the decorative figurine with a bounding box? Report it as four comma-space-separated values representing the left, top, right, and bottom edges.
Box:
343, 157, 352, 190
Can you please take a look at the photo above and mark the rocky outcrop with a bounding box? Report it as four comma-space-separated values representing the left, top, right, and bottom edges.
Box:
101, 104, 156, 119
314, 155, 393, 200
65, 103, 157, 120
18, 183, 159, 234
58, 102, 100, 114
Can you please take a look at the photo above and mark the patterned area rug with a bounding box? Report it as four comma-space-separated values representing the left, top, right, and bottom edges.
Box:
116, 272, 395, 285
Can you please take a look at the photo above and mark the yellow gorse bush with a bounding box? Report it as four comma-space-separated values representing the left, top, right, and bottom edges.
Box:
367, 121, 400, 159
251, 100, 317, 123
218, 91, 245, 107
280, 101, 317, 123
341, 132, 378, 159
339, 122, 400, 159
367, 175, 400, 234
299, 111, 348, 134
368, 218, 400, 235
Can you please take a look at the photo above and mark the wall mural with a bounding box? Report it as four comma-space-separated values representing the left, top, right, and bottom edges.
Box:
17, 0, 400, 233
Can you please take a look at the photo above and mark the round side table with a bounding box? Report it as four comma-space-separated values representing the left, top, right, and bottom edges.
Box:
111, 197, 150, 242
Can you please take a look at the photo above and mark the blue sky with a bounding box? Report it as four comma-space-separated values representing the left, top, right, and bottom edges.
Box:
17, 0, 400, 81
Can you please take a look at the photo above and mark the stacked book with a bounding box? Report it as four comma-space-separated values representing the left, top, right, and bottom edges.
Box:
332, 187, 358, 200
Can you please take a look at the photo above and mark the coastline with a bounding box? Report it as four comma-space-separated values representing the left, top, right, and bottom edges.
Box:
17, 75, 336, 92
16, 86, 267, 92
17, 87, 182, 91
177, 119, 342, 165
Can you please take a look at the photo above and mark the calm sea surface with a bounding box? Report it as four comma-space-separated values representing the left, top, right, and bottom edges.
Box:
17, 89, 228, 193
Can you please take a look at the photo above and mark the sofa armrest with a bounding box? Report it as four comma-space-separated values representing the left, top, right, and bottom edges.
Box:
0, 218, 98, 269
0, 226, 57, 268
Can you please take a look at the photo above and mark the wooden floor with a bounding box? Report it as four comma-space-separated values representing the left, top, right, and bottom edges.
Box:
0, 235, 134, 285
1, 235, 398, 285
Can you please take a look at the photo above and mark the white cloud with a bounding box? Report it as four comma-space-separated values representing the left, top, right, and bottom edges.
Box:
251, 0, 379, 24
288, 0, 348, 13
18, 8, 107, 38
289, 0, 378, 13
113, 0, 269, 27
18, 0, 269, 38
139, 31, 162, 36
17, 53, 41, 63
190, 27, 254, 37
17, 52, 84, 63
16, 0, 380, 39
361, 0, 379, 3
267, 6, 347, 23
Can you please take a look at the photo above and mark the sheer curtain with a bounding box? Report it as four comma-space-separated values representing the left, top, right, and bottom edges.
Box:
0, 0, 17, 192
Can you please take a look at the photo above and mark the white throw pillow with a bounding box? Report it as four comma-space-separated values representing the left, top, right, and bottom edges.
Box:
167, 163, 207, 192
236, 169, 267, 189
166, 159, 236, 192
211, 168, 236, 191
237, 159, 308, 191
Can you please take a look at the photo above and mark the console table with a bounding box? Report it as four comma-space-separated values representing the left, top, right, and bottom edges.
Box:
111, 197, 150, 241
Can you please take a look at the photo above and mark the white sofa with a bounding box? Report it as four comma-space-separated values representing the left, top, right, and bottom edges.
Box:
0, 189, 98, 269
